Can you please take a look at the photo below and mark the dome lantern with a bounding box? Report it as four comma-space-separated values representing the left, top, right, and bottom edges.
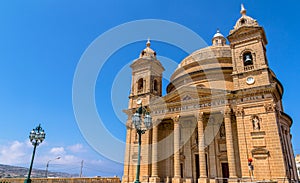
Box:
212, 29, 226, 46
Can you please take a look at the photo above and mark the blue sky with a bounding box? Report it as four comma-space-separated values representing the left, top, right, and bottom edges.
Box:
0, 0, 299, 177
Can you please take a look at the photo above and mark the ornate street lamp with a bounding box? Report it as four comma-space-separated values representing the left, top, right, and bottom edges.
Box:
132, 99, 152, 183
45, 156, 61, 178
24, 124, 46, 183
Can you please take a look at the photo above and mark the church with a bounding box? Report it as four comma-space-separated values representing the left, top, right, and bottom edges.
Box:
122, 5, 298, 183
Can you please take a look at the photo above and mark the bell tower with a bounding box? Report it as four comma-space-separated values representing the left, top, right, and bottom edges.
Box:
128, 39, 165, 109
228, 4, 270, 90
228, 5, 299, 182
122, 39, 165, 183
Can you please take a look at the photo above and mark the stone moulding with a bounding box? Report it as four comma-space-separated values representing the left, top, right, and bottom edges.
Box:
251, 147, 270, 159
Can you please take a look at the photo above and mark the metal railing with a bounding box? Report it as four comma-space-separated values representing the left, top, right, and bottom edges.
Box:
244, 65, 254, 71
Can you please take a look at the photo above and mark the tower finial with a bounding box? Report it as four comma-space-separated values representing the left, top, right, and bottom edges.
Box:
241, 4, 246, 15
146, 38, 151, 47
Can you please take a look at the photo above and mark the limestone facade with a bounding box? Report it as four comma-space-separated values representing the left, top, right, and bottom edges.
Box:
122, 5, 298, 183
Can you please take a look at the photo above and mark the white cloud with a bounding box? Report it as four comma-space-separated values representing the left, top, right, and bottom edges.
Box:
67, 144, 86, 153
0, 141, 123, 176
0, 140, 31, 165
50, 147, 66, 155
61, 155, 81, 163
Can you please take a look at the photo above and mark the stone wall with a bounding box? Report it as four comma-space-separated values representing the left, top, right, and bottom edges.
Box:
0, 177, 121, 183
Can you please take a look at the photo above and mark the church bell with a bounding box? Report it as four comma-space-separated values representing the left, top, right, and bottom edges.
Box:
245, 54, 252, 63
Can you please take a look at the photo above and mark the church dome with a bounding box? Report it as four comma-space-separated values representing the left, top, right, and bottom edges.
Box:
167, 43, 233, 93
139, 39, 157, 59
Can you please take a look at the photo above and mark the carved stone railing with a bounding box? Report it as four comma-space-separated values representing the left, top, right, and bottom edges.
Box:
244, 65, 254, 71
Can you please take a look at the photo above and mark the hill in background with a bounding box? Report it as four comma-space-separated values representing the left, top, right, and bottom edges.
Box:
0, 164, 78, 178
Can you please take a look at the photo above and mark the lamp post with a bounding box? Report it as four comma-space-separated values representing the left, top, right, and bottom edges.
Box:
24, 124, 46, 183
45, 156, 61, 178
132, 99, 152, 183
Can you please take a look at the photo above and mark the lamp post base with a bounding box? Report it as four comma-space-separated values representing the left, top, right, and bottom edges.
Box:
134, 180, 140, 183
24, 179, 31, 183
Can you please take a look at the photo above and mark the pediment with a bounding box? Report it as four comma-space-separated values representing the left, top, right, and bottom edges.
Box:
150, 85, 227, 105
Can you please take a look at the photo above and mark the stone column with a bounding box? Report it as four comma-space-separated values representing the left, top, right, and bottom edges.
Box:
122, 125, 131, 183
198, 112, 207, 183
287, 129, 298, 181
234, 107, 250, 180
172, 115, 181, 183
150, 122, 160, 183
224, 109, 237, 180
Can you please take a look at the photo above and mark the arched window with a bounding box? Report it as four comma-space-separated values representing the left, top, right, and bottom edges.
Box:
153, 80, 158, 92
243, 52, 253, 66
138, 78, 143, 92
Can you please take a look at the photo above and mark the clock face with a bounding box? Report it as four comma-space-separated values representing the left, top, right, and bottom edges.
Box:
246, 77, 255, 85
136, 99, 142, 105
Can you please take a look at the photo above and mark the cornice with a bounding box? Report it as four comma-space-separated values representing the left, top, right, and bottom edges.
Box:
228, 26, 267, 45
